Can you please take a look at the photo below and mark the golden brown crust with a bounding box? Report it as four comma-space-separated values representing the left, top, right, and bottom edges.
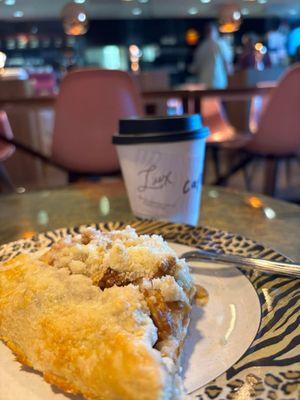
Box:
1, 337, 33, 367
0, 257, 169, 400
43, 372, 83, 396
0, 227, 198, 400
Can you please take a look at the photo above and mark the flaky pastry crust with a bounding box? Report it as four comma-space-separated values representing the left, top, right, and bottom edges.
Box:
0, 227, 198, 400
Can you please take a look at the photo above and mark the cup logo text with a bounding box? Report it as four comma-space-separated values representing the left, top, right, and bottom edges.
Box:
137, 165, 173, 192
182, 173, 202, 194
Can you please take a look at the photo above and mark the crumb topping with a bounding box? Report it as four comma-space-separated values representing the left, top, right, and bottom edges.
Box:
40, 226, 191, 298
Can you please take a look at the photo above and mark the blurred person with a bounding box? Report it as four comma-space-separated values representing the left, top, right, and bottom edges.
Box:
238, 34, 256, 69
288, 26, 300, 58
292, 45, 300, 64
267, 20, 289, 66
191, 23, 233, 89
238, 34, 271, 70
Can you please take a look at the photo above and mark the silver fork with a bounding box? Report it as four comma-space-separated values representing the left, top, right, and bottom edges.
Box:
180, 249, 300, 278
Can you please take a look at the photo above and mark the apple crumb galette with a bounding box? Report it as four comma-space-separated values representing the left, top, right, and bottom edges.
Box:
0, 226, 199, 400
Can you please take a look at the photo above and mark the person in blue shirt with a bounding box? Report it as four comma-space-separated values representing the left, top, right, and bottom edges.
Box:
288, 26, 300, 57
191, 23, 233, 89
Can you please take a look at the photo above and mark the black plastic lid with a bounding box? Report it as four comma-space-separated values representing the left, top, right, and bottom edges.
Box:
113, 115, 210, 145
119, 114, 202, 135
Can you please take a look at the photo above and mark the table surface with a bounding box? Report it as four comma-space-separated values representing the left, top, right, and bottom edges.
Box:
0, 179, 299, 261
0, 84, 275, 104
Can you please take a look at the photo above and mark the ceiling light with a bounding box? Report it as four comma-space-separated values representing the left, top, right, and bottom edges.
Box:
200, 0, 211, 3
13, 10, 24, 18
258, 0, 267, 3
188, 7, 198, 15
233, 11, 241, 20
219, 4, 242, 33
78, 12, 86, 21
138, 0, 149, 3
132, 7, 142, 15
74, 0, 86, 3
62, 3, 89, 35
186, 28, 200, 45
0, 52, 7, 69
4, 0, 15, 5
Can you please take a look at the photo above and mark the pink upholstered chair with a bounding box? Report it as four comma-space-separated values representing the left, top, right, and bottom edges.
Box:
217, 64, 300, 196
202, 98, 235, 140
249, 81, 276, 133
0, 111, 15, 191
175, 83, 246, 180
52, 69, 143, 178
246, 65, 300, 155
201, 97, 237, 180
246, 66, 300, 195
200, 97, 252, 182
0, 70, 143, 184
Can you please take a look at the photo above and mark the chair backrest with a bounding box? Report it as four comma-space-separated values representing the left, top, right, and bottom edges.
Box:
201, 97, 234, 135
175, 84, 236, 139
248, 81, 275, 133
0, 111, 15, 162
52, 69, 143, 173
201, 97, 235, 140
247, 64, 300, 155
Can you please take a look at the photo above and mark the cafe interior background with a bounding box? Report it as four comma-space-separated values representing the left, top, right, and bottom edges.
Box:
0, 0, 300, 203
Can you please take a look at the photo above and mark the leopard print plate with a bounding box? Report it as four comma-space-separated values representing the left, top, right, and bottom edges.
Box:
0, 220, 299, 400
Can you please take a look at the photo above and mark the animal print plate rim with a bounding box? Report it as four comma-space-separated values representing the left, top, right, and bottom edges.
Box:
0, 220, 299, 400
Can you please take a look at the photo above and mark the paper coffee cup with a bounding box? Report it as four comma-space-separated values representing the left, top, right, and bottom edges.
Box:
113, 115, 209, 226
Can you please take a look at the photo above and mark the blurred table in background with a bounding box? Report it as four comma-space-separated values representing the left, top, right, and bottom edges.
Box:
0, 84, 276, 113
2, 104, 63, 189
0, 84, 275, 190
0, 77, 63, 189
